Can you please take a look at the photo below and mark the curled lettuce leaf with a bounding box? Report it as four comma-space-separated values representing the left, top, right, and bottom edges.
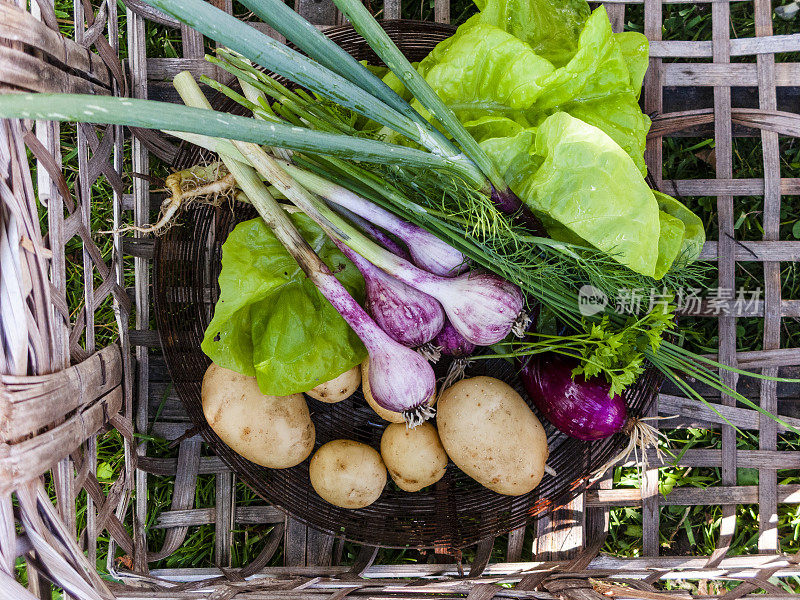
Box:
653, 190, 706, 263
418, 6, 650, 175
465, 0, 590, 67
654, 211, 686, 280
202, 215, 367, 396
615, 31, 649, 98
521, 112, 661, 277
464, 115, 538, 174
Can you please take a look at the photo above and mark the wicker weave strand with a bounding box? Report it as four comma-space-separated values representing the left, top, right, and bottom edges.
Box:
0, 0, 798, 597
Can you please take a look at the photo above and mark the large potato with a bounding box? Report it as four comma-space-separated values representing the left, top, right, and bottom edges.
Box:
361, 358, 435, 423
309, 440, 387, 508
202, 363, 315, 469
437, 376, 548, 496
380, 422, 448, 492
306, 366, 361, 403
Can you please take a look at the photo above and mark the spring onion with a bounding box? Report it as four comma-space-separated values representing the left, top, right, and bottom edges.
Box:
173, 72, 437, 426
333, 239, 445, 348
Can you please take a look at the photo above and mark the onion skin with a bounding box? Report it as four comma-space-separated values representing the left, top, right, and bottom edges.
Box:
363, 273, 444, 348
434, 320, 476, 357
335, 240, 444, 347
366, 346, 436, 424
314, 269, 436, 423
433, 272, 523, 346
519, 353, 627, 441
402, 228, 468, 277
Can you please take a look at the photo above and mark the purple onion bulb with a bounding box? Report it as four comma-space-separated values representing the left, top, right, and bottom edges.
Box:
424, 271, 524, 346
434, 320, 476, 357
520, 353, 627, 440
335, 240, 445, 347
308, 267, 436, 426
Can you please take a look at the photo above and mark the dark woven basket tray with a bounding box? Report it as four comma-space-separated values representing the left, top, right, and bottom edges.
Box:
153, 21, 664, 550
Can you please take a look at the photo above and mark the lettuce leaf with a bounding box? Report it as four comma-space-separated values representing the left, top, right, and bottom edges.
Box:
654, 211, 686, 280
532, 7, 650, 174
464, 115, 538, 174
615, 31, 649, 98
418, 6, 649, 175
464, 112, 662, 276
465, 0, 590, 67
653, 191, 707, 263
408, 0, 701, 278
202, 215, 367, 396
418, 24, 554, 123
518, 112, 661, 277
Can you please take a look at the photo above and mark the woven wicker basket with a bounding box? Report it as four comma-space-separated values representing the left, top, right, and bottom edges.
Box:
1, 0, 799, 598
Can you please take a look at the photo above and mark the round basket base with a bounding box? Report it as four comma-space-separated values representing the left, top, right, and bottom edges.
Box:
154, 199, 662, 550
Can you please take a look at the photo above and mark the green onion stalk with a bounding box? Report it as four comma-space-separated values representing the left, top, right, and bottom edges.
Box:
0, 0, 795, 430
139, 0, 470, 175
138, 0, 545, 233
172, 72, 438, 426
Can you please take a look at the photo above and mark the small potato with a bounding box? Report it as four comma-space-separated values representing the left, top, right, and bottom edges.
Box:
309, 440, 387, 509
437, 376, 548, 496
361, 358, 435, 423
380, 422, 448, 492
202, 363, 315, 469
306, 366, 361, 403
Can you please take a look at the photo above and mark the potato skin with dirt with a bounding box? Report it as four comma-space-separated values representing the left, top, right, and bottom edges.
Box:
306, 366, 361, 403
201, 363, 315, 469
309, 440, 387, 508
380, 422, 448, 492
361, 358, 435, 423
437, 376, 548, 496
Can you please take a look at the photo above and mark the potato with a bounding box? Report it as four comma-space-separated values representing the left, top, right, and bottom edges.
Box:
380, 422, 448, 492
202, 363, 315, 469
306, 366, 361, 403
361, 358, 435, 423
437, 376, 548, 496
309, 440, 387, 508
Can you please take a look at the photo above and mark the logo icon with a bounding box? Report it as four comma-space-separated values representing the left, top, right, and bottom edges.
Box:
578, 285, 608, 316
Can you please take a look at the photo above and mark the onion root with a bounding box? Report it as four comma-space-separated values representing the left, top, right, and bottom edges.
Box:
590, 416, 675, 480
103, 162, 236, 235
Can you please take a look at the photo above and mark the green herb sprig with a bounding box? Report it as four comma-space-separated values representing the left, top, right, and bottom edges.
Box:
489, 308, 676, 397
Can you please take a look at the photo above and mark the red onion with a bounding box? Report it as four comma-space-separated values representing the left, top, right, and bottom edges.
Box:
520, 352, 667, 475
334, 240, 444, 347
337, 234, 524, 347
264, 161, 523, 347
519, 353, 627, 440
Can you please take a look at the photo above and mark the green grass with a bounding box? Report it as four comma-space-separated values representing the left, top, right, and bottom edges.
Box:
22, 0, 800, 593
